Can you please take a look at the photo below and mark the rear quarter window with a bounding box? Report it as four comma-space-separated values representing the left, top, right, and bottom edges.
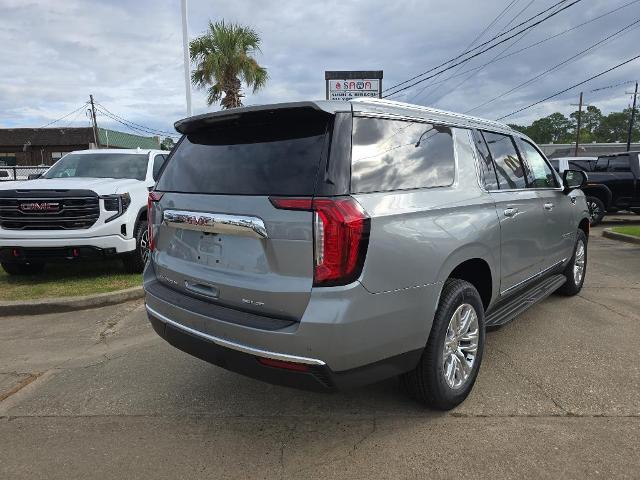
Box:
351, 117, 455, 193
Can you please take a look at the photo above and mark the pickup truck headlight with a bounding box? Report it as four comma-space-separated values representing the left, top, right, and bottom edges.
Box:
102, 193, 131, 223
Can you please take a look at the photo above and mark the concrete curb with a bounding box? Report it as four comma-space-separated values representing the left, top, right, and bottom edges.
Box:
0, 286, 144, 317
602, 228, 640, 245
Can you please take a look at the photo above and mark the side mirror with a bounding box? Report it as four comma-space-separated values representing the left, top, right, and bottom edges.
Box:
27, 173, 42, 180
563, 169, 587, 193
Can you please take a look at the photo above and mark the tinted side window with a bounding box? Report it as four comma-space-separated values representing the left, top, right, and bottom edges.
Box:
472, 130, 499, 190
608, 155, 631, 172
152, 154, 167, 180
519, 140, 558, 188
351, 117, 455, 193
482, 131, 527, 189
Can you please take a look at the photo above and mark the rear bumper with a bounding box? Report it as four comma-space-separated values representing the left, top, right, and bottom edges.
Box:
144, 263, 441, 389
147, 305, 422, 392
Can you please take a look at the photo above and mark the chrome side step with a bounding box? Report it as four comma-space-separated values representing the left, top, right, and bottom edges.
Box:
485, 274, 566, 327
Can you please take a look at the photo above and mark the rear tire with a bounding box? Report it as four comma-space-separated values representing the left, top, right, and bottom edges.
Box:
586, 196, 605, 226
557, 229, 587, 296
401, 279, 485, 410
1, 262, 45, 275
123, 221, 148, 274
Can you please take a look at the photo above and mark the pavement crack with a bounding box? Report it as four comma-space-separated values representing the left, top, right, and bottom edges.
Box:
279, 421, 297, 479
351, 416, 377, 454
96, 301, 141, 344
0, 372, 42, 402
576, 294, 637, 320
493, 347, 570, 415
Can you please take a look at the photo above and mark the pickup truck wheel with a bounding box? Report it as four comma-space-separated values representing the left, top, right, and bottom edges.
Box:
557, 229, 587, 296
586, 196, 605, 226
1, 262, 45, 275
123, 221, 148, 274
401, 279, 485, 410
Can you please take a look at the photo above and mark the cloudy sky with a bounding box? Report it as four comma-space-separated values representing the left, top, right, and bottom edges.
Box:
1, 0, 639, 137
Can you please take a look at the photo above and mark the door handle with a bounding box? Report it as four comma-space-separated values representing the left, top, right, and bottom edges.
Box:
544, 202, 554, 211
504, 207, 519, 217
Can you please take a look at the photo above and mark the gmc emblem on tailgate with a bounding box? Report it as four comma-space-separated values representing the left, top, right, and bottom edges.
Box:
20, 202, 60, 212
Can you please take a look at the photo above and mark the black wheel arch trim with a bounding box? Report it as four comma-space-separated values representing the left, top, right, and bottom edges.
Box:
582, 184, 612, 208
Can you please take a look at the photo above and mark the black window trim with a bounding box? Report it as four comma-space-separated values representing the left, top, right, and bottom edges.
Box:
470, 129, 501, 191
475, 129, 530, 192
514, 136, 562, 190
350, 113, 458, 195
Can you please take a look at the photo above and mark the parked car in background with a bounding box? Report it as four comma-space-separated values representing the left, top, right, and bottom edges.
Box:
581, 151, 640, 225
549, 156, 597, 174
0, 148, 169, 275
144, 98, 590, 410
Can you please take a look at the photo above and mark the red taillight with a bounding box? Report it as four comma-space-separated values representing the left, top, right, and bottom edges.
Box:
270, 196, 370, 287
147, 191, 164, 252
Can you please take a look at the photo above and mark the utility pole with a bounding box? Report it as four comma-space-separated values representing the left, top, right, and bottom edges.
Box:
89, 94, 99, 148
626, 81, 638, 151
571, 92, 584, 157
181, 0, 192, 117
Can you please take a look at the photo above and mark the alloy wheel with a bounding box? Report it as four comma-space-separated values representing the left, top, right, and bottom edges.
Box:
587, 201, 600, 224
140, 228, 150, 264
573, 239, 585, 285
442, 303, 479, 390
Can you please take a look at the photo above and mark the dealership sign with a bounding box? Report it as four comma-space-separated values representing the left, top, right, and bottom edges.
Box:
325, 71, 383, 101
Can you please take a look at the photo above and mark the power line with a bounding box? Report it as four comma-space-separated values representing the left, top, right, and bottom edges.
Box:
97, 109, 181, 139
94, 104, 180, 138
95, 103, 179, 137
411, 0, 521, 103
495, 53, 640, 120
426, 0, 537, 105
399, 0, 640, 102
96, 108, 180, 139
590, 80, 636, 92
384, 0, 578, 96
384, 0, 582, 98
38, 103, 89, 129
466, 17, 640, 114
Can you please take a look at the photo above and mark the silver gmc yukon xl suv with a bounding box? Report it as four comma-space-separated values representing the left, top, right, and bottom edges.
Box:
144, 98, 590, 409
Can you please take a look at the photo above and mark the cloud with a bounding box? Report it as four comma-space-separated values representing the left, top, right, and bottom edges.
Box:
0, 0, 638, 133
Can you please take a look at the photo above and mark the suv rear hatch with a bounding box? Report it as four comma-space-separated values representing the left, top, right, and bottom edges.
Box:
150, 105, 348, 321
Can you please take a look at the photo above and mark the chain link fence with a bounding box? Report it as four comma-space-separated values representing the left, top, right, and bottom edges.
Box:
0, 166, 49, 181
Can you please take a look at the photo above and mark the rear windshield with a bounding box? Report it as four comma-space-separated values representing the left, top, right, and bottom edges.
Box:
156, 110, 331, 195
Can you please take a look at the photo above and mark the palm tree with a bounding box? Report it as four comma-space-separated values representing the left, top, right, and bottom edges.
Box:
189, 20, 268, 109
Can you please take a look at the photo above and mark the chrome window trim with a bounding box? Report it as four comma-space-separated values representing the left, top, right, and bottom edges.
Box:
500, 258, 567, 296
352, 111, 514, 134
163, 209, 268, 238
146, 305, 326, 366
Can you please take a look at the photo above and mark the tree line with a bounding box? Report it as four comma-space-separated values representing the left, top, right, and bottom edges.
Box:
508, 106, 639, 144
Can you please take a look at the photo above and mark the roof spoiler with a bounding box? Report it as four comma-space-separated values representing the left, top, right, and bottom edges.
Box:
174, 101, 332, 135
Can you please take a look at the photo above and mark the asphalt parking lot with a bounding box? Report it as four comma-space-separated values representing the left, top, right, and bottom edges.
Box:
1, 215, 639, 479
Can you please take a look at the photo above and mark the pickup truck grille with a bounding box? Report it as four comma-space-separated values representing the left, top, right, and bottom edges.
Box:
0, 190, 100, 230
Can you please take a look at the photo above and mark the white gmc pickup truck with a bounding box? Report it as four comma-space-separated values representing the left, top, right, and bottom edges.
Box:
0, 149, 168, 275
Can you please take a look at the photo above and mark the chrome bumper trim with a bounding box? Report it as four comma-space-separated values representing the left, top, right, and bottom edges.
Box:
146, 304, 326, 366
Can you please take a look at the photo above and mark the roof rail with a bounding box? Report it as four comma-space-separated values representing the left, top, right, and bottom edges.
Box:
350, 97, 512, 131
